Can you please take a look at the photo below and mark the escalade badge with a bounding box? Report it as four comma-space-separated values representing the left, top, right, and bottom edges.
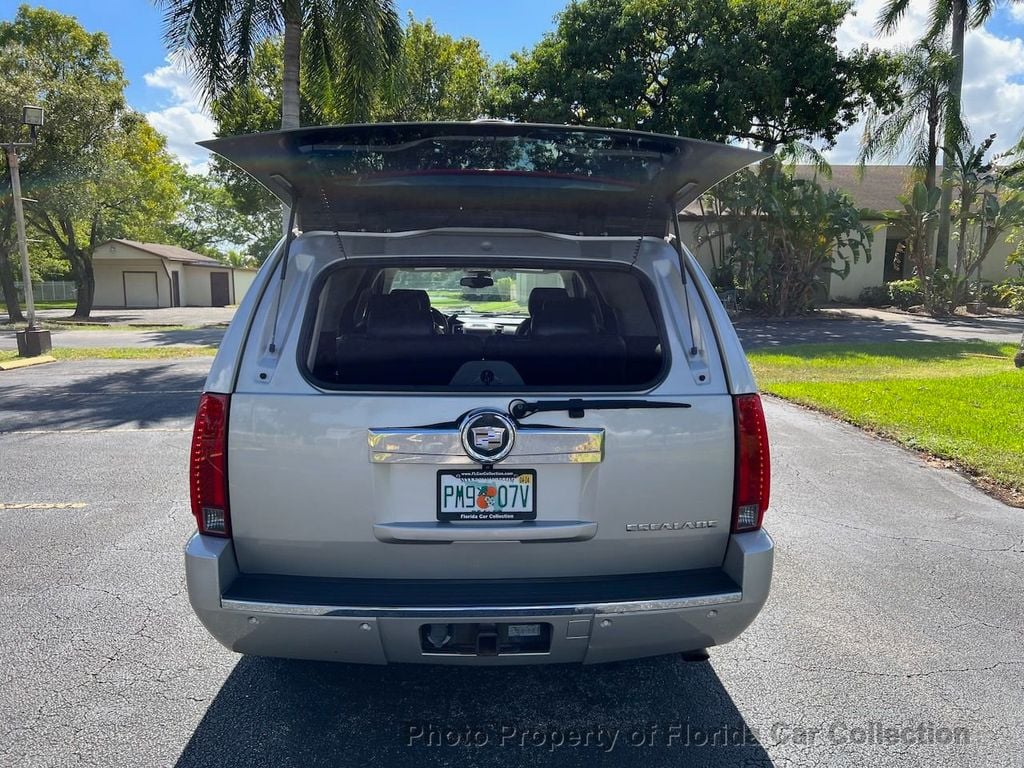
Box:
460, 410, 516, 464
626, 521, 719, 532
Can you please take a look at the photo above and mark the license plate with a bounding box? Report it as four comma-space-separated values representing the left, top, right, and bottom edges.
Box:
437, 469, 536, 521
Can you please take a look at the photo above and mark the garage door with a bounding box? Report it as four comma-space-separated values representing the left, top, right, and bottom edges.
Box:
123, 272, 159, 307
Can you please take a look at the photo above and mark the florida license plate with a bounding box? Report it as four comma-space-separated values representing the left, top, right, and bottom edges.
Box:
437, 469, 537, 521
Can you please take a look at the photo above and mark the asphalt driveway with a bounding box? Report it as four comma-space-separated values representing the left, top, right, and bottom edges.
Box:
3, 306, 1021, 350
0, 359, 1022, 767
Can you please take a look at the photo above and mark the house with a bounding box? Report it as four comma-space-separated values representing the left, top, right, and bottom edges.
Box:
92, 239, 257, 308
682, 165, 1020, 301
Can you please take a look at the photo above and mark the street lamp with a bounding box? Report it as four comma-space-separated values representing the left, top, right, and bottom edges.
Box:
3, 104, 51, 356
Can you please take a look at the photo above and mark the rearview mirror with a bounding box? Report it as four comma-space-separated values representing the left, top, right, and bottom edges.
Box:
460, 275, 494, 289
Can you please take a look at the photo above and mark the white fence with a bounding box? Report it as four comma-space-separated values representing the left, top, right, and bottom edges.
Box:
14, 281, 77, 302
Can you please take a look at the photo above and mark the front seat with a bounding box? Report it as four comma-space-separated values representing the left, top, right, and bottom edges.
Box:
335, 294, 481, 385
516, 286, 569, 335
487, 298, 626, 385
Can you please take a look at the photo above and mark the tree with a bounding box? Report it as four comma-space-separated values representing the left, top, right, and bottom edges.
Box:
163, 171, 279, 263
158, 0, 402, 130
490, 0, 899, 152
207, 21, 495, 260
858, 43, 964, 195
377, 16, 493, 122
28, 117, 182, 317
0, 5, 129, 319
877, 0, 1024, 267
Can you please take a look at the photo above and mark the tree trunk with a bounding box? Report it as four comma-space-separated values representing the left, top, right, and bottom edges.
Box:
71, 251, 95, 319
281, 0, 302, 131
936, 0, 966, 269
280, 0, 302, 236
923, 89, 940, 270
1015, 332, 1024, 368
0, 245, 25, 322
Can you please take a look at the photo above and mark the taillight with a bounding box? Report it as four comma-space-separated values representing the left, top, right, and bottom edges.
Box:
733, 393, 770, 532
190, 393, 231, 537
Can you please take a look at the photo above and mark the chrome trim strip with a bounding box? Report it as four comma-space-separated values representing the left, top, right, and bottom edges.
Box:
373, 520, 598, 543
368, 426, 604, 464
221, 591, 742, 619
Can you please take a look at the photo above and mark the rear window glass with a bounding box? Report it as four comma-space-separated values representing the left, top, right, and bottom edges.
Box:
299, 130, 676, 190
303, 262, 666, 391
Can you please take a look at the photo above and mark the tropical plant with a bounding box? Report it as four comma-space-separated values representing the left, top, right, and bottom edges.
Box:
858, 43, 964, 194
708, 159, 874, 316
943, 134, 1024, 304
157, 0, 402, 129
885, 181, 943, 311
877, 0, 1024, 267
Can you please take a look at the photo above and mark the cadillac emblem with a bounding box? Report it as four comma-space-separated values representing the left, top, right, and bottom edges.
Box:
460, 410, 516, 464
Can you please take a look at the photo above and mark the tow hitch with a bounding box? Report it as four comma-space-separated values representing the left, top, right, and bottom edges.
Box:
420, 622, 552, 655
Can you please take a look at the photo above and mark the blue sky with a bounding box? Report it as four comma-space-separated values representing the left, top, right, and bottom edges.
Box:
0, 0, 565, 111
2, 0, 1023, 170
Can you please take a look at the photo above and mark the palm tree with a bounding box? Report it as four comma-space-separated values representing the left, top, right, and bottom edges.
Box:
858, 43, 964, 195
877, 0, 1024, 266
158, 0, 401, 130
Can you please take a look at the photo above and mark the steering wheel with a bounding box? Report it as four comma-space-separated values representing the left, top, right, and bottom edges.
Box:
430, 307, 450, 334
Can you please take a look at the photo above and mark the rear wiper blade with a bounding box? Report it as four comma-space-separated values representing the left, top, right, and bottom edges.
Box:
509, 398, 691, 420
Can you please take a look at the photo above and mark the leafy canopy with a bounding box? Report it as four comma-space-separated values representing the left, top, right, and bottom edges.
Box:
489, 0, 899, 150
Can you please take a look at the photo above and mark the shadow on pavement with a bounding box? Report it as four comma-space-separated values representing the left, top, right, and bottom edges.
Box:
175, 655, 774, 767
0, 362, 205, 431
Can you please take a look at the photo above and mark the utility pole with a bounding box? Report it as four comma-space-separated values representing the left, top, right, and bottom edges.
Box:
3, 105, 50, 357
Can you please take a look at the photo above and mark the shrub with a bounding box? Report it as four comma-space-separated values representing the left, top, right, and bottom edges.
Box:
887, 278, 924, 309
858, 286, 890, 307
494, 276, 515, 300
992, 279, 1024, 311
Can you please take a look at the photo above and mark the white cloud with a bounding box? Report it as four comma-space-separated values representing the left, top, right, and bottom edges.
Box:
145, 105, 217, 173
821, 0, 1024, 164
1011, 5, 1024, 23
836, 0, 933, 51
141, 55, 214, 173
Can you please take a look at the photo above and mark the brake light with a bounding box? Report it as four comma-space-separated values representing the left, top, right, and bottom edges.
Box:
190, 393, 231, 537
733, 393, 770, 532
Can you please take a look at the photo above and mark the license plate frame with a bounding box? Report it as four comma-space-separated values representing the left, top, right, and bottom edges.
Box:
436, 469, 537, 521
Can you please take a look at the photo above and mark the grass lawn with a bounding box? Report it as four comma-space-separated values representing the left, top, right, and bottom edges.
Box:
748, 341, 1024, 497
427, 291, 526, 315
0, 346, 217, 362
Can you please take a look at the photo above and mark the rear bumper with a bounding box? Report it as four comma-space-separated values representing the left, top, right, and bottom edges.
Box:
184, 529, 773, 665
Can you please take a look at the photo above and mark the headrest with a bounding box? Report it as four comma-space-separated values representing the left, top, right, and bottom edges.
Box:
388, 289, 431, 310
531, 298, 599, 337
528, 287, 569, 315
365, 294, 435, 337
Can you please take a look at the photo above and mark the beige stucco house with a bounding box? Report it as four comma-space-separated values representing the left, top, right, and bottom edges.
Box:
682, 165, 1021, 302
92, 239, 257, 309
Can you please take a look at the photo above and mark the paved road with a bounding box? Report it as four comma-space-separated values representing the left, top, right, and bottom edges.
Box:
737, 309, 1024, 348
4, 307, 1022, 350
0, 326, 226, 349
1, 359, 1022, 767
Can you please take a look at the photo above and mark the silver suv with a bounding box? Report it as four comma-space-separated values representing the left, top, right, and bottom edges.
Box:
184, 122, 773, 665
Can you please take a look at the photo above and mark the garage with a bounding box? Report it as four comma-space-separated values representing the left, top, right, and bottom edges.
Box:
122, 271, 159, 308
91, 239, 257, 308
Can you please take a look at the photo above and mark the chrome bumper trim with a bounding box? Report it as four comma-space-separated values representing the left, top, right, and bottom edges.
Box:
368, 426, 604, 464
220, 591, 742, 619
